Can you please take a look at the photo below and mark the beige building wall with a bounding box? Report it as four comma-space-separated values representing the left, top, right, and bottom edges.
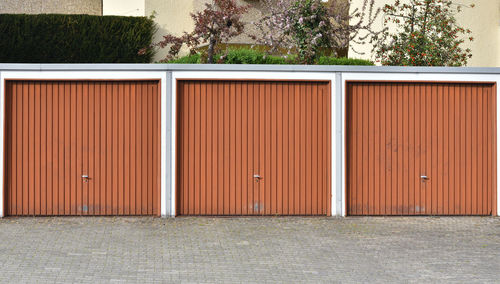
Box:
349, 0, 500, 67
145, 0, 263, 62
145, 0, 197, 62
103, 0, 145, 16
0, 0, 102, 15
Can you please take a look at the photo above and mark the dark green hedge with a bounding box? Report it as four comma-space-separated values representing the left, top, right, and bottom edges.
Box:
0, 14, 155, 63
168, 48, 374, 65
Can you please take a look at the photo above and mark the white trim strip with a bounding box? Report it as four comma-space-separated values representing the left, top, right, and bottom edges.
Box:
0, 71, 168, 217
171, 71, 337, 216
341, 72, 500, 216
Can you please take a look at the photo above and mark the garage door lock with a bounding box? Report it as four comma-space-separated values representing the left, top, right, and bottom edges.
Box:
82, 175, 90, 183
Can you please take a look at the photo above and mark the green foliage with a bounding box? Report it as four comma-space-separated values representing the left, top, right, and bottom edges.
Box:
221, 48, 290, 64
373, 0, 474, 66
316, 57, 374, 66
167, 54, 201, 63
223, 48, 266, 64
0, 14, 155, 63
168, 48, 374, 65
287, 0, 334, 64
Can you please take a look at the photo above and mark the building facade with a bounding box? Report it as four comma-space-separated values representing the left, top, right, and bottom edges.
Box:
0, 0, 102, 15
0, 64, 499, 217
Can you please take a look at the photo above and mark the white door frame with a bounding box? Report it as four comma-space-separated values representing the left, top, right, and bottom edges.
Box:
0, 71, 168, 217
170, 71, 338, 216
341, 72, 500, 216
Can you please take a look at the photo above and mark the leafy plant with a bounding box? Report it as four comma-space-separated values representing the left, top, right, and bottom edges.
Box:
0, 14, 155, 63
373, 0, 474, 66
253, 0, 382, 64
317, 56, 373, 65
167, 48, 374, 65
141, 0, 249, 63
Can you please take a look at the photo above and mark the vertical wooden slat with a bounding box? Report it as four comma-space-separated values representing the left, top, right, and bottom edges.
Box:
443, 85, 449, 214
229, 82, 236, 215
200, 82, 207, 215
23, 82, 30, 215
102, 82, 109, 215
448, 85, 455, 214
223, 82, 230, 215
368, 84, 375, 215
408, 84, 415, 214
241, 82, 249, 214
437, 84, 443, 214
390, 84, 398, 215
206, 82, 213, 214
465, 85, 472, 214
471, 85, 478, 214
192, 82, 200, 215
140, 83, 148, 214
373, 84, 381, 215
117, 83, 128, 215
283, 83, 290, 215
248, 82, 256, 214
213, 82, 221, 215
421, 84, 428, 214
94, 82, 101, 215
219, 81, 226, 215
414, 84, 421, 214
46, 83, 53, 215
75, 82, 83, 215
40, 83, 47, 215
299, 83, 307, 214
277, 82, 284, 215
384, 84, 391, 214
111, 82, 118, 215
396, 84, 403, 215
88, 83, 94, 215
34, 82, 41, 215
235, 82, 242, 215
16, 82, 24, 215
293, 83, 300, 214
477, 86, 484, 214
82, 82, 89, 215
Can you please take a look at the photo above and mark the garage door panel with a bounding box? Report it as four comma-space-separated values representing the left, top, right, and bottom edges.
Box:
177, 80, 331, 216
347, 82, 496, 216
5, 80, 160, 216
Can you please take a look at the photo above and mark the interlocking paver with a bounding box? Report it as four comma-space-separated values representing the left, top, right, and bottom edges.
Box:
0, 217, 499, 283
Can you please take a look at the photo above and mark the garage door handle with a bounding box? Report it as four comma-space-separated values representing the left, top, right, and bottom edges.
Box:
420, 175, 428, 180
253, 174, 262, 181
82, 175, 90, 182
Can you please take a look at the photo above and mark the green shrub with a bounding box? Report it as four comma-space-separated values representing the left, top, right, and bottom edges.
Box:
317, 57, 374, 66
168, 48, 374, 65
168, 54, 201, 63
0, 14, 155, 63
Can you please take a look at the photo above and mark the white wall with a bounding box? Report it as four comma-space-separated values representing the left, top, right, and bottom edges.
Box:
103, 0, 145, 16
349, 0, 500, 67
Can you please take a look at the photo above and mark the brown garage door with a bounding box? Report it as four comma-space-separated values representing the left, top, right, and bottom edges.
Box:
177, 80, 331, 215
347, 82, 497, 215
4, 80, 160, 216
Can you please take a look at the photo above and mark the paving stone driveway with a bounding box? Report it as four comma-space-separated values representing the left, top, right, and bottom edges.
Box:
0, 217, 499, 283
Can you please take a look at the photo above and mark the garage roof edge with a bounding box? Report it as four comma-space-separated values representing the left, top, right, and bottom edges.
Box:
0, 63, 499, 74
